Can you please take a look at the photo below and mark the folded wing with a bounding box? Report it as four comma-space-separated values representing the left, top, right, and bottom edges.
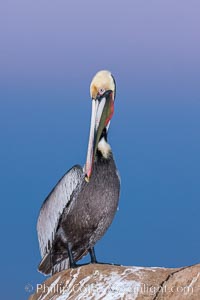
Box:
37, 165, 84, 259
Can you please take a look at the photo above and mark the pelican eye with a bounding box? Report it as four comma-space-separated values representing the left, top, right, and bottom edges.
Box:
98, 88, 105, 95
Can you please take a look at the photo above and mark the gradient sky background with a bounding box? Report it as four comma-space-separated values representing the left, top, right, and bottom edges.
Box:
1, 1, 200, 299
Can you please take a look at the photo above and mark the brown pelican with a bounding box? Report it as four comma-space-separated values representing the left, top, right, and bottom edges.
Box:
37, 70, 120, 275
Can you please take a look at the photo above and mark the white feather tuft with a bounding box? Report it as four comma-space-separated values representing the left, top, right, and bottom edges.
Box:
97, 137, 111, 159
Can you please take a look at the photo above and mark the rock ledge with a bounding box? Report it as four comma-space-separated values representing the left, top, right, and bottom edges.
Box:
29, 263, 200, 300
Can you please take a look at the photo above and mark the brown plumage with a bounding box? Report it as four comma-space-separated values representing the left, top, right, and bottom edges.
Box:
37, 70, 120, 275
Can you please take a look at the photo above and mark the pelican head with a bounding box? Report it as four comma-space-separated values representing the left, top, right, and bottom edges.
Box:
85, 70, 116, 181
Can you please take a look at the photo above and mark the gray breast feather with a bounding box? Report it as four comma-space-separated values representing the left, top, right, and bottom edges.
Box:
37, 165, 84, 257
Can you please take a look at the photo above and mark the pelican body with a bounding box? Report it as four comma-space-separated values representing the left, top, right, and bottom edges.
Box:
37, 70, 120, 275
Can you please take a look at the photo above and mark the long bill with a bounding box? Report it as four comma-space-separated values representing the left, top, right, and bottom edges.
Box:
85, 91, 114, 182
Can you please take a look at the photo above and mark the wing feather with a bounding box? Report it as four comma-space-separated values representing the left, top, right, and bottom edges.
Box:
37, 165, 84, 258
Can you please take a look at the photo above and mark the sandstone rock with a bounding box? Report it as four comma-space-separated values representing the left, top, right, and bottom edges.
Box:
29, 263, 200, 300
